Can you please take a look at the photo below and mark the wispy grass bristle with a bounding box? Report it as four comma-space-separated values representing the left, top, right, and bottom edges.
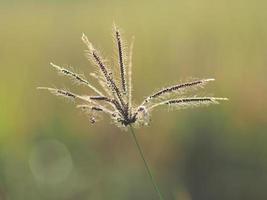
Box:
90, 72, 105, 82
149, 97, 228, 110
50, 62, 103, 96
37, 87, 77, 99
90, 72, 113, 97
128, 36, 135, 118
50, 62, 87, 85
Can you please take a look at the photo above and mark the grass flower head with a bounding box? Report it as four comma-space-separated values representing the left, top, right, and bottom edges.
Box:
38, 25, 228, 129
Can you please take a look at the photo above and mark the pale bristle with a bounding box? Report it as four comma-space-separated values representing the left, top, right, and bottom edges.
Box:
81, 33, 93, 51
148, 97, 227, 111
37, 87, 77, 99
128, 36, 135, 118
50, 62, 103, 96
90, 72, 113, 97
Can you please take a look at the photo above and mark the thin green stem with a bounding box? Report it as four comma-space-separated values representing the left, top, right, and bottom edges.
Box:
129, 125, 164, 200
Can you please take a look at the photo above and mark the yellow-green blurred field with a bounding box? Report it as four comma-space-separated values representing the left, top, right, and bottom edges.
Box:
0, 0, 267, 199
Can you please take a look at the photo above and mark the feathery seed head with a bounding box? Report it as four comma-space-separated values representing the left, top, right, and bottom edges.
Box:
38, 26, 227, 129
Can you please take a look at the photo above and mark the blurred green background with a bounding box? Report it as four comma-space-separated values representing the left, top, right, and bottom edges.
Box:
0, 0, 267, 199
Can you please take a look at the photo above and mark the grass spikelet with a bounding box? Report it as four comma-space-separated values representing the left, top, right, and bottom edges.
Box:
77, 104, 114, 116
113, 24, 127, 93
143, 78, 215, 104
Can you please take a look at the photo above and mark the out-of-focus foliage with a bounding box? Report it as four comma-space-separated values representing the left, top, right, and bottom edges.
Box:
0, 0, 267, 199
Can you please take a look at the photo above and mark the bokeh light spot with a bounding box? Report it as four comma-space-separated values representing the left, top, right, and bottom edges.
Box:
29, 139, 73, 185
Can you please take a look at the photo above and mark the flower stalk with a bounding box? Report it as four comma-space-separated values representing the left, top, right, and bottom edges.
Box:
129, 125, 164, 200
